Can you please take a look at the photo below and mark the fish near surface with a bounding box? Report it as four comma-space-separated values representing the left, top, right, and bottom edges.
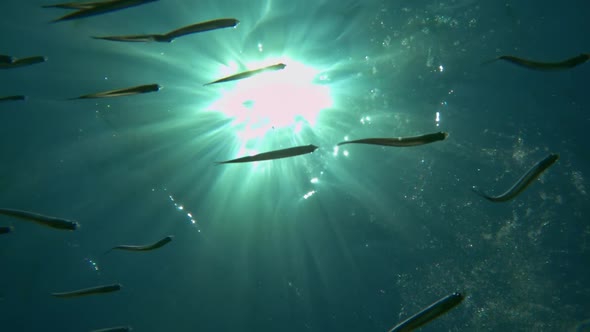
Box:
337, 132, 448, 147
472, 153, 559, 202
50, 0, 158, 23
92, 18, 239, 43
71, 83, 160, 99
205, 63, 286, 85
483, 54, 590, 71
216, 144, 318, 164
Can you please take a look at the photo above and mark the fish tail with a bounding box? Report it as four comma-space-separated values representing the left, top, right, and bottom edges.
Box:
471, 186, 495, 201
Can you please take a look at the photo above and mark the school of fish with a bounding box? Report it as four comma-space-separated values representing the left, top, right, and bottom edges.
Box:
1, 0, 585, 331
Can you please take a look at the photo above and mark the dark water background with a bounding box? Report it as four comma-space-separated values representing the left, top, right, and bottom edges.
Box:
1, 0, 589, 331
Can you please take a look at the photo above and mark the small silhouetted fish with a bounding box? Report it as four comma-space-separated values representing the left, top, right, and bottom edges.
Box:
42, 0, 119, 9
104, 235, 173, 254
0, 56, 46, 69
52, 283, 121, 298
0, 226, 13, 235
93, 18, 239, 42
483, 54, 590, 71
70, 83, 160, 99
388, 292, 465, 332
0, 95, 26, 102
90, 326, 132, 332
473, 153, 559, 202
216, 144, 318, 164
337, 132, 448, 147
0, 55, 14, 63
0, 208, 79, 230
205, 63, 287, 85
50, 0, 157, 23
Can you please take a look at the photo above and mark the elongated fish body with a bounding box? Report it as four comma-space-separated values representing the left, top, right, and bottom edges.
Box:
90, 326, 132, 332
473, 153, 559, 202
205, 63, 287, 86
216, 144, 318, 164
484, 54, 590, 71
161, 18, 240, 41
0, 55, 14, 63
337, 132, 448, 147
106, 235, 173, 253
0, 208, 79, 230
71, 83, 160, 99
0, 95, 26, 102
0, 56, 46, 69
93, 18, 239, 43
92, 34, 160, 42
0, 226, 13, 234
388, 292, 465, 332
42, 0, 120, 9
51, 0, 157, 23
52, 283, 121, 298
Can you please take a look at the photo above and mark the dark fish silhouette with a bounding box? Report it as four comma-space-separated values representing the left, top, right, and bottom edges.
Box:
388, 292, 465, 332
104, 235, 173, 254
0, 226, 13, 235
338, 132, 448, 147
50, 0, 157, 23
42, 0, 119, 9
51, 283, 121, 298
473, 153, 559, 202
70, 83, 160, 99
93, 18, 239, 42
483, 54, 590, 71
0, 55, 14, 63
0, 208, 79, 230
205, 63, 287, 86
216, 144, 318, 164
0, 56, 46, 69
0, 95, 26, 102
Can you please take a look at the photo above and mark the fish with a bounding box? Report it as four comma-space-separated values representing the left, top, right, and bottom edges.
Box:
472, 153, 559, 202
0, 56, 46, 69
51, 283, 121, 298
204, 63, 287, 86
483, 54, 590, 71
337, 132, 448, 147
92, 18, 239, 43
89, 326, 132, 332
0, 95, 26, 102
216, 144, 318, 164
70, 83, 160, 99
0, 208, 79, 230
50, 0, 158, 23
0, 55, 14, 63
105, 235, 173, 254
0, 226, 13, 235
42, 0, 120, 9
388, 292, 465, 332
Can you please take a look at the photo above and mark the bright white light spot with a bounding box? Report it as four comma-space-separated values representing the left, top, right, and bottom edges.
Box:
178, 205, 184, 210
257, 43, 263, 52
310, 177, 319, 184
333, 146, 339, 156
343, 150, 349, 157
435, 111, 440, 127
438, 65, 444, 72
303, 190, 316, 199
207, 57, 333, 157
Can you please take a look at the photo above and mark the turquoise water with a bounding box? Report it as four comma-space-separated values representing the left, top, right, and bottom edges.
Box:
1, 0, 589, 331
